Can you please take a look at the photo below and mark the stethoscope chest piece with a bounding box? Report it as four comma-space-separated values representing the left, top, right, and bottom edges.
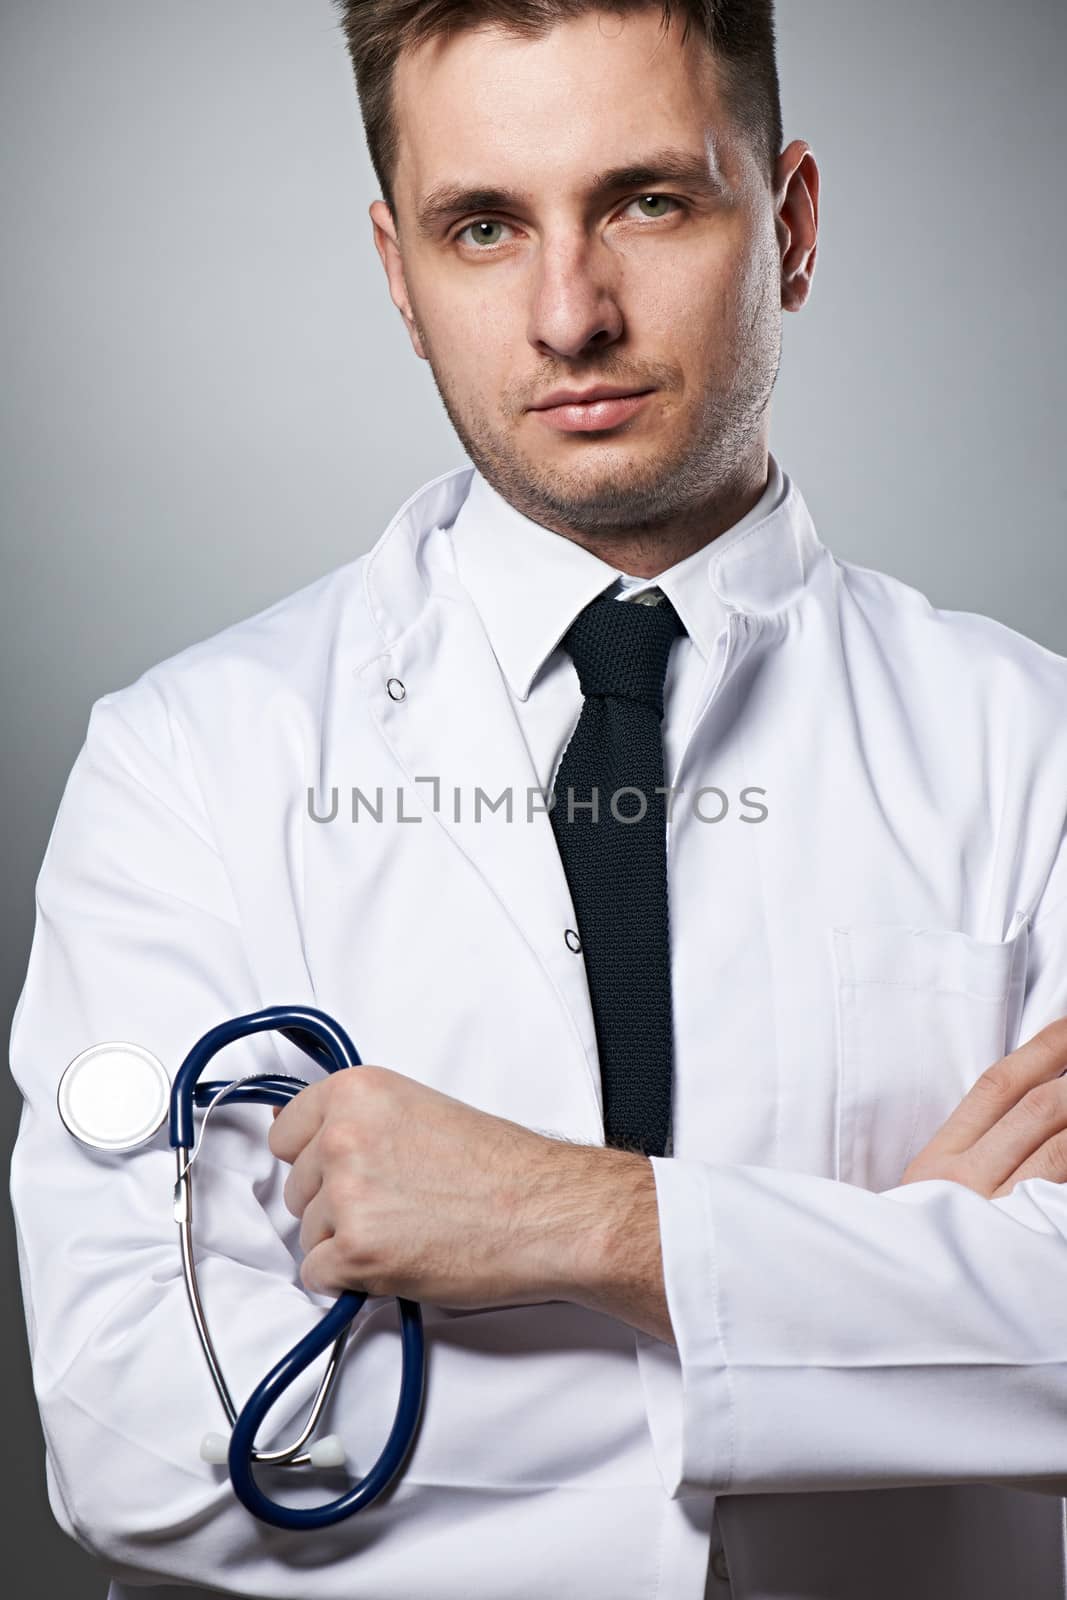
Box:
58, 1041, 170, 1152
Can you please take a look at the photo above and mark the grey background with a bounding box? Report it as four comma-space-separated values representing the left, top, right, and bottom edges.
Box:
2, 0, 1064, 1592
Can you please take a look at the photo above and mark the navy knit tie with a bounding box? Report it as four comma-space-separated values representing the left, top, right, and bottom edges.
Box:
548, 591, 686, 1157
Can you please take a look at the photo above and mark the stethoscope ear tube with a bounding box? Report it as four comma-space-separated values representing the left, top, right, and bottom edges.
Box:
169, 1005, 361, 1148
228, 1291, 426, 1530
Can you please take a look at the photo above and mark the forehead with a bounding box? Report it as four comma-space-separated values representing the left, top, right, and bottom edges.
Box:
391, 9, 735, 214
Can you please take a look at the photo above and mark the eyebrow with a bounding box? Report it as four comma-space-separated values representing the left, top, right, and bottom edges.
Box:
414, 146, 731, 238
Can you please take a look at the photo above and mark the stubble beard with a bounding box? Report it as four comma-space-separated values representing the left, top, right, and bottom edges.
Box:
412, 274, 781, 540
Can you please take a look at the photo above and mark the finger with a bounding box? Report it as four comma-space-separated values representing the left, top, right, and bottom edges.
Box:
912, 1015, 1067, 1161
300, 1235, 345, 1298
954, 1073, 1067, 1195
268, 1077, 329, 1165
991, 1127, 1067, 1199
297, 1183, 333, 1258
282, 1134, 325, 1220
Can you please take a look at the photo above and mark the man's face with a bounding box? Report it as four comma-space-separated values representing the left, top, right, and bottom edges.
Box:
374, 7, 796, 538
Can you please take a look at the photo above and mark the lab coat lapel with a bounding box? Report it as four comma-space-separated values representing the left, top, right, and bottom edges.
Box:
354, 468, 604, 1131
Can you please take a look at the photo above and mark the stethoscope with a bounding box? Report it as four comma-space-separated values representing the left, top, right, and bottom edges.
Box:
56, 1004, 426, 1530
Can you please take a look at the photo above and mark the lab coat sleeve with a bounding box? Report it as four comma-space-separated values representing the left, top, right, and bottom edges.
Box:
8, 681, 410, 1594
648, 841, 1067, 1499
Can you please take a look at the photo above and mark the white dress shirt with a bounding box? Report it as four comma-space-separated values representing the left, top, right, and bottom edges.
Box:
447, 456, 788, 1161
10, 455, 1067, 1600
448, 454, 787, 811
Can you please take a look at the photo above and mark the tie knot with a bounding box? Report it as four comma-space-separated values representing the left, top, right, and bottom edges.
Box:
559, 591, 686, 717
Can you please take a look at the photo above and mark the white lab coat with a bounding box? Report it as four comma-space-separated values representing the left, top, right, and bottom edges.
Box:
9, 459, 1067, 1600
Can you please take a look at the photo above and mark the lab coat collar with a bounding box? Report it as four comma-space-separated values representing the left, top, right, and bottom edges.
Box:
358, 453, 824, 664
447, 453, 798, 699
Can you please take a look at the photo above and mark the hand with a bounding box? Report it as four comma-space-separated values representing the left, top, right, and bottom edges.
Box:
267, 1064, 595, 1306
898, 1016, 1067, 1198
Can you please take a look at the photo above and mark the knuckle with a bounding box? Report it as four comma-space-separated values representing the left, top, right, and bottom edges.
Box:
324, 1164, 367, 1212
318, 1120, 355, 1162
299, 1256, 325, 1294
1035, 1129, 1067, 1182
1020, 1082, 1067, 1125
972, 1061, 1017, 1105
334, 1215, 360, 1252
349, 1064, 388, 1103
334, 1219, 369, 1272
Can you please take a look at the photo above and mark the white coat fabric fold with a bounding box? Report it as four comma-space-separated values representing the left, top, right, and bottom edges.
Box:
9, 456, 1067, 1599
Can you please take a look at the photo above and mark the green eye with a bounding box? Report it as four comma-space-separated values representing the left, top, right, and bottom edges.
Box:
633, 194, 678, 218
454, 193, 682, 251
460, 220, 507, 247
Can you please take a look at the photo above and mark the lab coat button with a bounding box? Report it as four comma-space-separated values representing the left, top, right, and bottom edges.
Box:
710, 1546, 730, 1583
386, 677, 406, 701
564, 928, 582, 953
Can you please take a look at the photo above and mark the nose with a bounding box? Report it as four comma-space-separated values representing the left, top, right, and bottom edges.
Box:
526, 235, 624, 361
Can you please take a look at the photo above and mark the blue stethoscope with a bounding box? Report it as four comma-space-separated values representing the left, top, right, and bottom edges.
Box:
57, 1005, 426, 1531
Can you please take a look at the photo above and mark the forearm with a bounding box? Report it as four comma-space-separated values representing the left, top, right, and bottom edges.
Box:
542, 1143, 676, 1348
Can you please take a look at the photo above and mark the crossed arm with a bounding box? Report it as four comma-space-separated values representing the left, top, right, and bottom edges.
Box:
268, 1065, 675, 1342
267, 1015, 1067, 1352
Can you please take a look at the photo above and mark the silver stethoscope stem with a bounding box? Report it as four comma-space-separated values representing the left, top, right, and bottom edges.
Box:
175, 1148, 349, 1467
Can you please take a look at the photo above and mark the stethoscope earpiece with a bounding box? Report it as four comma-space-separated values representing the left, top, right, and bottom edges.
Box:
201, 1429, 346, 1470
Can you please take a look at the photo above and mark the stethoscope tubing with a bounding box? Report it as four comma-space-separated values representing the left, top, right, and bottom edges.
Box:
228, 1289, 426, 1529
170, 1006, 362, 1149
170, 1004, 425, 1529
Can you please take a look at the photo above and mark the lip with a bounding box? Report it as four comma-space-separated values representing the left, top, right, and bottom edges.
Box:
531, 384, 653, 410
530, 387, 655, 434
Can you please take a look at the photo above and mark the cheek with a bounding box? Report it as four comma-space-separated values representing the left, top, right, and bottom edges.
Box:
421, 284, 515, 389
634, 229, 753, 341
646, 269, 736, 379
692, 247, 776, 379
733, 211, 784, 327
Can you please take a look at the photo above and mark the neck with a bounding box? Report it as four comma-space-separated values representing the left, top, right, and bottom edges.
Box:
540, 453, 771, 580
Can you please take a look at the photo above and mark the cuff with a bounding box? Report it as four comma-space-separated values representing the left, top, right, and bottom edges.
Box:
633, 1155, 735, 1497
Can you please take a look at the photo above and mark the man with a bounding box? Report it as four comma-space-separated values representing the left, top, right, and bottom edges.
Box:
9, 3, 1067, 1598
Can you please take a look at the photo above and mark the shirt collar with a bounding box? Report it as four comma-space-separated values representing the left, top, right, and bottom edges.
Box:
447, 451, 822, 700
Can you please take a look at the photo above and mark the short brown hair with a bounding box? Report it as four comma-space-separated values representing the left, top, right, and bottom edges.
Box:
332, 1, 783, 219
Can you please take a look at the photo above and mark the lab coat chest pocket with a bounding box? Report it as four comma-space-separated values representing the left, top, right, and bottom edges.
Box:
830, 912, 1030, 1193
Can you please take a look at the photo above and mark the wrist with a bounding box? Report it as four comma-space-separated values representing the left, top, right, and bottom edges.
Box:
530, 1140, 672, 1343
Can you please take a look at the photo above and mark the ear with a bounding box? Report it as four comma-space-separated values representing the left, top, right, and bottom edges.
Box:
370, 199, 429, 361
774, 140, 820, 314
